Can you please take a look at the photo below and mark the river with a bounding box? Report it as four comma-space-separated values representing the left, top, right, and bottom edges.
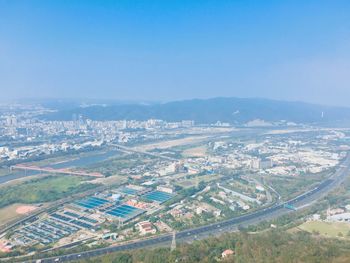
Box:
0, 150, 120, 184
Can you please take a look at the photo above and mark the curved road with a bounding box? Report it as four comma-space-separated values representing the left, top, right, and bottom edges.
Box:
24, 154, 350, 263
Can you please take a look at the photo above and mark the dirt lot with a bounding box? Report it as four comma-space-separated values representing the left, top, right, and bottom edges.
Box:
182, 145, 207, 157
90, 174, 126, 185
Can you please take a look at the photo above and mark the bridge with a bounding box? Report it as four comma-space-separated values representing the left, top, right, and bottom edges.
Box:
11, 164, 104, 178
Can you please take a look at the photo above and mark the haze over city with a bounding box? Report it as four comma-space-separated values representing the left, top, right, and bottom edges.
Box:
1, 0, 350, 106
2, 2, 350, 263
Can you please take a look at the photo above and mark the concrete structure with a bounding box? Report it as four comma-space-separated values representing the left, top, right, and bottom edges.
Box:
156, 185, 175, 194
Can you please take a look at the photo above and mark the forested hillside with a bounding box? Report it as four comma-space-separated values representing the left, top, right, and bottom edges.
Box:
42, 97, 350, 124
74, 230, 350, 263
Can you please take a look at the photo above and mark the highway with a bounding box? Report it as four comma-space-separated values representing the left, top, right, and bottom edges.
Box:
23, 154, 350, 263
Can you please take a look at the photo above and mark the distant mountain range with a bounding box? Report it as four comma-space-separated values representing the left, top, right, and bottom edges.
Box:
40, 97, 350, 125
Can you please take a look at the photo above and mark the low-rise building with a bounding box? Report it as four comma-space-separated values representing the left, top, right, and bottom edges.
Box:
157, 185, 175, 194
327, 213, 350, 222
136, 221, 156, 236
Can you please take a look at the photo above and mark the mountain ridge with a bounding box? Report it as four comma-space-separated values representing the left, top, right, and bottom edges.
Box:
40, 97, 350, 124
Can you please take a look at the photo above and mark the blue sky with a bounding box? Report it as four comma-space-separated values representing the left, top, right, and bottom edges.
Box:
1, 0, 350, 106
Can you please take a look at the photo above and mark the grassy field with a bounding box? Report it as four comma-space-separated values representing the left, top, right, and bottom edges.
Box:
0, 175, 96, 209
0, 203, 42, 226
265, 175, 323, 199
0, 204, 24, 225
88, 153, 152, 175
296, 221, 350, 238
175, 174, 222, 188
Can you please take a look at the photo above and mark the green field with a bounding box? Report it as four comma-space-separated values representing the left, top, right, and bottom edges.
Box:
297, 221, 350, 238
88, 153, 151, 176
175, 174, 222, 188
0, 204, 27, 225
0, 176, 96, 208
265, 175, 323, 199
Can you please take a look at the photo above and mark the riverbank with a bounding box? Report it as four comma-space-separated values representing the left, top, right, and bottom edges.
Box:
0, 149, 121, 185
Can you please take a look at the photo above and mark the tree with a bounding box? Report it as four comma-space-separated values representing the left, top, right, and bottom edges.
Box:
112, 253, 132, 263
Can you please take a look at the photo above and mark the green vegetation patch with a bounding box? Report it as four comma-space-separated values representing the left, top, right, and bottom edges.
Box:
298, 221, 350, 238
70, 230, 350, 263
265, 175, 322, 199
0, 176, 95, 208
175, 174, 222, 189
88, 153, 153, 176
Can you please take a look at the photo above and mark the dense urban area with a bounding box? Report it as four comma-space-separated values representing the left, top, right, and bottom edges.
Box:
1, 102, 350, 263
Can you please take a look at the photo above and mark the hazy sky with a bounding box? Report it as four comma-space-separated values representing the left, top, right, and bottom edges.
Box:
1, 0, 350, 106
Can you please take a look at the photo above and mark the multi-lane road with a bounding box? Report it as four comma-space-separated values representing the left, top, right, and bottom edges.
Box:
22, 154, 350, 263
